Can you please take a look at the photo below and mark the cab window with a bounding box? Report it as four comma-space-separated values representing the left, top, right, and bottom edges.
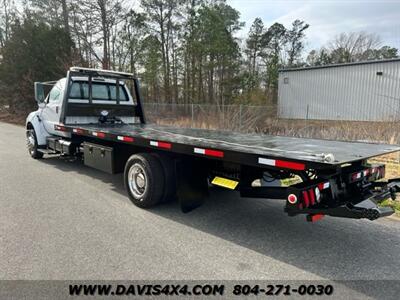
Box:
109, 85, 128, 101
69, 82, 81, 99
48, 84, 62, 103
69, 81, 129, 101
92, 84, 109, 100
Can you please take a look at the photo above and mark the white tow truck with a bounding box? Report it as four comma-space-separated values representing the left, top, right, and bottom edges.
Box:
26, 67, 400, 222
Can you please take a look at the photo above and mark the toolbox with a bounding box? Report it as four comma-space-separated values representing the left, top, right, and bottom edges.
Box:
83, 142, 115, 174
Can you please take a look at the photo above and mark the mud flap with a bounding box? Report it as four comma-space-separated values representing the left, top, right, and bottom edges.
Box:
176, 159, 209, 213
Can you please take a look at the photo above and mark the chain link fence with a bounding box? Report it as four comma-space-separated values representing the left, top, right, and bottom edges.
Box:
144, 103, 277, 133
143, 102, 400, 145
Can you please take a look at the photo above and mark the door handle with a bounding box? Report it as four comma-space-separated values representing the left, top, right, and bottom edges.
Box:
56, 106, 59, 114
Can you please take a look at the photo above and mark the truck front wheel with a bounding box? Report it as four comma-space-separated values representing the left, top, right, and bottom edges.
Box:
26, 128, 43, 159
124, 153, 165, 208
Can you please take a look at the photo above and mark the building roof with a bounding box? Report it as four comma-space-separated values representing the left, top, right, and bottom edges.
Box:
278, 58, 400, 73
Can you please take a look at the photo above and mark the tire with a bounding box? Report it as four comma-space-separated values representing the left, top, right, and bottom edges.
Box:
152, 153, 177, 203
26, 128, 43, 159
124, 153, 165, 208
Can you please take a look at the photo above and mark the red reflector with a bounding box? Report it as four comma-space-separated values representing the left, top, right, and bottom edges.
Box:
308, 214, 324, 222
302, 191, 310, 207
97, 132, 105, 138
287, 194, 297, 204
275, 160, 305, 171
308, 189, 315, 206
204, 149, 224, 158
158, 142, 172, 149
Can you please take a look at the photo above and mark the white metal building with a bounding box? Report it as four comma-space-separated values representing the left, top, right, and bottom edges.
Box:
278, 59, 400, 121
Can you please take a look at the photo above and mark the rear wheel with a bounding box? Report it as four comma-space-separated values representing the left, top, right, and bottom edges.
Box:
26, 128, 43, 159
124, 153, 165, 208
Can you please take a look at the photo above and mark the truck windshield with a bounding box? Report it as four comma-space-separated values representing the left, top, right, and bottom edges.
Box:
69, 81, 128, 101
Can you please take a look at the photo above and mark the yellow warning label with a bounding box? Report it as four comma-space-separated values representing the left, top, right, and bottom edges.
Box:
211, 176, 239, 190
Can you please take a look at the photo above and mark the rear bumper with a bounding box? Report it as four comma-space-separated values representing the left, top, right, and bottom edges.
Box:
285, 180, 400, 221
286, 199, 394, 221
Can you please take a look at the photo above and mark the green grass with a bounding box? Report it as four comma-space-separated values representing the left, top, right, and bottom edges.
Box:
379, 199, 400, 218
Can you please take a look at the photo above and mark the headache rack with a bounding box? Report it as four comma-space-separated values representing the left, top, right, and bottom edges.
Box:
60, 67, 146, 124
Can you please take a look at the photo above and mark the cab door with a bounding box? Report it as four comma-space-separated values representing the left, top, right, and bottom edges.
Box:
41, 79, 65, 136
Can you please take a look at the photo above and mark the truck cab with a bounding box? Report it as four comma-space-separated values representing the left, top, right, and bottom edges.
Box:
27, 68, 144, 153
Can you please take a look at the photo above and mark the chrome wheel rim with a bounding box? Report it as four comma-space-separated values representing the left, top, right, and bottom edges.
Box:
128, 163, 147, 200
27, 130, 36, 155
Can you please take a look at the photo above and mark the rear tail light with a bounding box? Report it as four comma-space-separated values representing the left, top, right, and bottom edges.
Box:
287, 181, 330, 209
287, 194, 297, 204
302, 191, 310, 207
308, 189, 316, 206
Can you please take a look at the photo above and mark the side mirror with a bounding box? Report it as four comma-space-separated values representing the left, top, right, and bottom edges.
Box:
34, 82, 45, 105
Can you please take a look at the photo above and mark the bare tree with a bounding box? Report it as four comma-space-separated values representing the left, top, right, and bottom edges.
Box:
61, 0, 69, 35
285, 19, 309, 67
328, 32, 381, 63
0, 0, 17, 47
141, 0, 183, 102
73, 0, 124, 69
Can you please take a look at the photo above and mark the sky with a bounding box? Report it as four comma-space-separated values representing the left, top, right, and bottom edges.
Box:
228, 0, 400, 52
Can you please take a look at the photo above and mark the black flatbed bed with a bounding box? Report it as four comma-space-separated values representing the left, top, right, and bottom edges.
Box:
64, 123, 400, 170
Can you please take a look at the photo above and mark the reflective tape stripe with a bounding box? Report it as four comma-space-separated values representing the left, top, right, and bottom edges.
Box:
318, 182, 330, 190
258, 157, 305, 170
117, 136, 134, 142
194, 147, 224, 158
275, 160, 306, 170
258, 158, 276, 166
194, 148, 205, 155
92, 132, 105, 138
150, 141, 171, 149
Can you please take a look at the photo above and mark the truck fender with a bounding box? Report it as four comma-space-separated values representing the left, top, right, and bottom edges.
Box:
26, 111, 49, 146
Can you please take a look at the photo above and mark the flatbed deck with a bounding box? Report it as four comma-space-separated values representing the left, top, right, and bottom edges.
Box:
63, 123, 400, 169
